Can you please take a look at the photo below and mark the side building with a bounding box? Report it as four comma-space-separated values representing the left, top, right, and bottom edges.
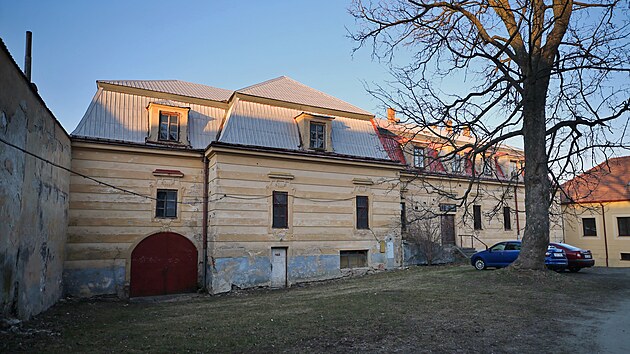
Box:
561, 156, 630, 267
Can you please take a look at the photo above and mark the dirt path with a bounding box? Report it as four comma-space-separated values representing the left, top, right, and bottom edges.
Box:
593, 291, 630, 353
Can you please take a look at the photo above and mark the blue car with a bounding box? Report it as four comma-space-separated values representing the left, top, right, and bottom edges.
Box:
471, 241, 568, 271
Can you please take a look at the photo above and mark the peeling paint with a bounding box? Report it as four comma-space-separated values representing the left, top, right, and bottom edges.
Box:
63, 266, 125, 297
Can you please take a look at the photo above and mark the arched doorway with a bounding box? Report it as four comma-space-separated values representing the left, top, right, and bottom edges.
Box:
130, 232, 198, 297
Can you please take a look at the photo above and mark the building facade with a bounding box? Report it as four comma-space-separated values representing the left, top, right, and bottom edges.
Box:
64, 76, 555, 298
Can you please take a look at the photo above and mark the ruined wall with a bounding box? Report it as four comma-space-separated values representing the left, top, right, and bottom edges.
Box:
0, 43, 71, 319
65, 143, 205, 297
208, 149, 402, 293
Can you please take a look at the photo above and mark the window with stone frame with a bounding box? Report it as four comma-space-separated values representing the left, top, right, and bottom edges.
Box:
413, 146, 425, 168
156, 189, 177, 218
356, 196, 369, 229
340, 250, 368, 268
272, 191, 288, 229
618, 217, 630, 237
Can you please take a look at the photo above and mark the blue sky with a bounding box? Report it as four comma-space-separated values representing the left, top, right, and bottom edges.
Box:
0, 0, 394, 132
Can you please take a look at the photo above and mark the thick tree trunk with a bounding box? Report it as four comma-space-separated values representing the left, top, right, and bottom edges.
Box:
511, 71, 552, 270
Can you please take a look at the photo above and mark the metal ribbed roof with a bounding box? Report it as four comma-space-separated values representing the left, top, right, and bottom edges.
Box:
99, 80, 233, 102
72, 88, 225, 149
219, 99, 389, 160
237, 76, 373, 116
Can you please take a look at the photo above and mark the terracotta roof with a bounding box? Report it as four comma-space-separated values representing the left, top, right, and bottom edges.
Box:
561, 156, 630, 204
237, 76, 373, 116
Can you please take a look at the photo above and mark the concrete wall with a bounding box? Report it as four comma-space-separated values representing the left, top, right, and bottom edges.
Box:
208, 149, 402, 293
0, 43, 71, 319
563, 201, 630, 267
65, 142, 205, 297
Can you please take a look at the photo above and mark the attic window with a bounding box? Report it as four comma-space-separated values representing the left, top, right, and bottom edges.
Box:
413, 147, 425, 168
159, 112, 179, 141
309, 122, 326, 150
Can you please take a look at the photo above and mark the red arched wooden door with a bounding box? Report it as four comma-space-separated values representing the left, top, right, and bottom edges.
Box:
130, 232, 198, 297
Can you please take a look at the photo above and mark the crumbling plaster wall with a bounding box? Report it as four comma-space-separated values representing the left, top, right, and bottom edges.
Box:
0, 42, 71, 319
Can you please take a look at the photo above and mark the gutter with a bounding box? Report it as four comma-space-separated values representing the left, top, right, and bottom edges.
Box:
202, 157, 209, 290
514, 185, 520, 240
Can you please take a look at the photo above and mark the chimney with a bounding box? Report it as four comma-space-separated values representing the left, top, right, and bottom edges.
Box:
462, 126, 471, 137
387, 107, 398, 123
24, 31, 32, 82
445, 120, 453, 133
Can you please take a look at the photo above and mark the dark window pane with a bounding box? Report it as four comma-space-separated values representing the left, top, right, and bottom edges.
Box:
621, 253, 630, 261
473, 205, 482, 230
503, 207, 511, 230
582, 218, 597, 236
356, 196, 369, 229
156, 189, 177, 218
273, 191, 288, 229
618, 217, 630, 237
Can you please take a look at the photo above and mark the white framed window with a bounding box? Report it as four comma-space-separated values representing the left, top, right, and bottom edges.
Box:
452, 154, 462, 173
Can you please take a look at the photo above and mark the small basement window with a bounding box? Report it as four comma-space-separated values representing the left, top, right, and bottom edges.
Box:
621, 253, 630, 261
340, 250, 368, 269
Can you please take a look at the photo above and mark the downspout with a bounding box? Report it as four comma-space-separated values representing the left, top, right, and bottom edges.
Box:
514, 185, 520, 240
600, 203, 609, 267
202, 156, 209, 290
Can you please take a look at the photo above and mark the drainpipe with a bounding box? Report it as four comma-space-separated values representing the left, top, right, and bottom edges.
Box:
514, 185, 520, 240
600, 203, 609, 267
202, 157, 209, 290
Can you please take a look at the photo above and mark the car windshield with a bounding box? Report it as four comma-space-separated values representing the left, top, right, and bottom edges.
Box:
554, 243, 582, 251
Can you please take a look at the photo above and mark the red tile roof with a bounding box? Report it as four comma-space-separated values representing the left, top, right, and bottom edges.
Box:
561, 156, 630, 204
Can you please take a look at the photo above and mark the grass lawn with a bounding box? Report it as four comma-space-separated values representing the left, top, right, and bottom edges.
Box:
3, 265, 629, 353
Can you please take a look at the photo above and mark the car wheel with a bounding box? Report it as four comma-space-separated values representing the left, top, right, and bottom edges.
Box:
569, 267, 580, 273
474, 258, 486, 270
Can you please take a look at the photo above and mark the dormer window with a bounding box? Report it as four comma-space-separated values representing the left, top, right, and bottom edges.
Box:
147, 101, 190, 146
413, 147, 425, 168
159, 112, 180, 142
452, 154, 462, 173
309, 122, 326, 150
482, 157, 493, 176
295, 113, 334, 152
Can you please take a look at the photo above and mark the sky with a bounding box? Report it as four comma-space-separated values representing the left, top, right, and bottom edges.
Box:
0, 0, 395, 133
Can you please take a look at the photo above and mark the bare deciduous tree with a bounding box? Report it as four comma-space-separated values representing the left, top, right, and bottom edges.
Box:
405, 213, 444, 265
350, 0, 629, 270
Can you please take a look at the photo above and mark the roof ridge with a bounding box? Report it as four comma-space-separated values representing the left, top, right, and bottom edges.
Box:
237, 76, 288, 92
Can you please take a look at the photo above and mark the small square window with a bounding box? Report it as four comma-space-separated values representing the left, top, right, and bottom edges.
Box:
309, 122, 325, 150
582, 218, 597, 237
356, 196, 369, 229
618, 217, 630, 237
272, 191, 288, 229
159, 112, 179, 142
413, 147, 425, 168
340, 250, 368, 269
621, 253, 630, 261
473, 205, 482, 230
156, 189, 177, 218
